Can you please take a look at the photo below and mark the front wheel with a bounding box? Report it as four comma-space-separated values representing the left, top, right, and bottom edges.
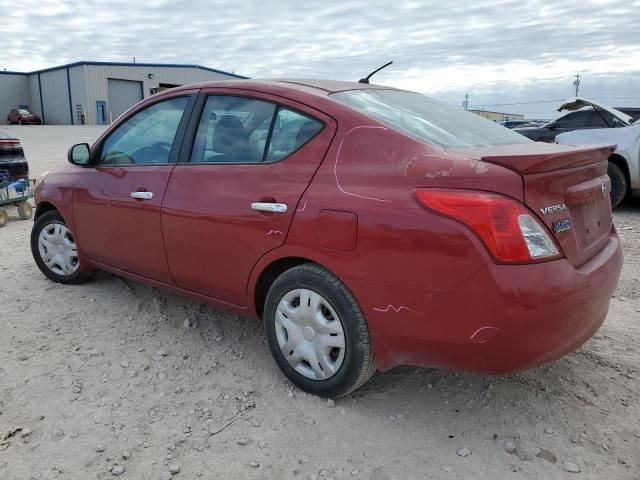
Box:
31, 210, 91, 284
607, 162, 628, 208
264, 263, 376, 397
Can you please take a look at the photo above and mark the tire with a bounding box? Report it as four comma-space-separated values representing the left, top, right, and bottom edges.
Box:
0, 209, 7, 227
607, 161, 628, 208
264, 263, 376, 397
30, 210, 92, 284
17, 201, 32, 220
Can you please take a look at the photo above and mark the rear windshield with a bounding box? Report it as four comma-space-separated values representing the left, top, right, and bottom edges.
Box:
331, 89, 531, 148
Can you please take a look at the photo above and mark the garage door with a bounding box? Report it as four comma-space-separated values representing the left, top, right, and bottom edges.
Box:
107, 79, 143, 121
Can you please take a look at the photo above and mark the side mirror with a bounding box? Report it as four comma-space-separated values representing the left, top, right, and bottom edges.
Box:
68, 143, 91, 165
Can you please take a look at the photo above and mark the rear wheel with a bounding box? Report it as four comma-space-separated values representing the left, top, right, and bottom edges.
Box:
31, 210, 91, 284
0, 209, 7, 227
607, 161, 628, 208
264, 263, 375, 397
17, 201, 32, 220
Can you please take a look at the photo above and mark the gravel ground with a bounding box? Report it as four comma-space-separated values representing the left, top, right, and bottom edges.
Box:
0, 126, 638, 480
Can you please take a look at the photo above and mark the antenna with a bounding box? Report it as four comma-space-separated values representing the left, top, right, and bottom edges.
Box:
359, 61, 393, 84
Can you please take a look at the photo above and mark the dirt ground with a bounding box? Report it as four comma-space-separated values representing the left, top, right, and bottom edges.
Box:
0, 126, 638, 480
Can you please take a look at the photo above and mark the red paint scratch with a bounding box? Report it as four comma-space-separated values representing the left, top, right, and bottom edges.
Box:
373, 305, 418, 314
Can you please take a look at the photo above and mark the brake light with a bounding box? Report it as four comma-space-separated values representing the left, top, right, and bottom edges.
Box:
415, 189, 560, 263
0, 138, 21, 148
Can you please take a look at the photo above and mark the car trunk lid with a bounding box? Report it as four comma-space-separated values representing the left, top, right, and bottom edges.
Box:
448, 143, 615, 267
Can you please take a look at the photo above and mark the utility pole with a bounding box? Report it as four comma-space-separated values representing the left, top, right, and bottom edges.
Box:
573, 74, 581, 97
463, 93, 469, 110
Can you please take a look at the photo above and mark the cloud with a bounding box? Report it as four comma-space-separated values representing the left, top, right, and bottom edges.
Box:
2, 0, 639, 116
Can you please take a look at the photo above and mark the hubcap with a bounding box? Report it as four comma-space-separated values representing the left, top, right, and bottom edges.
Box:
38, 222, 79, 276
275, 288, 346, 380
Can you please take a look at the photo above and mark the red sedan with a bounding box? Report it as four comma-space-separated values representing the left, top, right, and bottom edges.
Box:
31, 80, 623, 396
7, 108, 41, 125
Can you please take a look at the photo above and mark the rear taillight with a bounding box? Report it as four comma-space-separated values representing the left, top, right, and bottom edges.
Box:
0, 138, 21, 148
415, 189, 560, 263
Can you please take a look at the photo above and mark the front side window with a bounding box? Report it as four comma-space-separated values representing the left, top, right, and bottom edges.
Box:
99, 97, 189, 165
331, 89, 530, 148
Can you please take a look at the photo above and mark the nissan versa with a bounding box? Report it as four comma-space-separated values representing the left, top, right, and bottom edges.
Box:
30, 80, 623, 396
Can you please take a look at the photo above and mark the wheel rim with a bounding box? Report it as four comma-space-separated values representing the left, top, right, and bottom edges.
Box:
275, 288, 346, 380
38, 222, 79, 276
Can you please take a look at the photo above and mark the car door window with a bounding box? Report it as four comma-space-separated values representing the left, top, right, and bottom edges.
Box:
553, 111, 590, 129
265, 108, 323, 162
99, 97, 189, 166
190, 96, 276, 163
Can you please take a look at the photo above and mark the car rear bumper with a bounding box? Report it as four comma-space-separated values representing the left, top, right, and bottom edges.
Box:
348, 229, 623, 373
0, 161, 29, 179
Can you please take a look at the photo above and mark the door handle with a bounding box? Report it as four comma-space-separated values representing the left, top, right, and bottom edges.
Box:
130, 191, 153, 200
251, 202, 288, 213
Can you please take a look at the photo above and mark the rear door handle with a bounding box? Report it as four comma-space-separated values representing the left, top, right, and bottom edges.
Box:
251, 202, 288, 213
130, 191, 153, 200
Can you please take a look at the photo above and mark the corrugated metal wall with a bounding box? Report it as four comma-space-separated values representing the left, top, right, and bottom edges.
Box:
84, 65, 234, 124
1, 64, 239, 125
28, 75, 43, 120
0, 74, 30, 125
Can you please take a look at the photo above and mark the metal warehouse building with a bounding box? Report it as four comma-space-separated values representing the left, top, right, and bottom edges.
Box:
0, 61, 246, 125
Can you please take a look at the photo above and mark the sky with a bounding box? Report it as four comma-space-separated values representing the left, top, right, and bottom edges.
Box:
2, 0, 640, 118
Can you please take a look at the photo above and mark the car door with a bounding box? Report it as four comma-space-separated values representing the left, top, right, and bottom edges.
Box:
73, 91, 196, 283
161, 90, 336, 306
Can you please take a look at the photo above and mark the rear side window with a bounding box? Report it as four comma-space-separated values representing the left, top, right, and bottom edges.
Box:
99, 97, 189, 165
554, 111, 590, 129
331, 89, 530, 148
190, 95, 323, 164
265, 108, 323, 162
191, 96, 276, 163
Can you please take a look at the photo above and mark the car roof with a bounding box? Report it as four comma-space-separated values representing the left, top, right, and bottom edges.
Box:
172, 78, 398, 96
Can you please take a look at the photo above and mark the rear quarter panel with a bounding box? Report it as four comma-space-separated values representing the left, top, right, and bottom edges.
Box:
248, 116, 526, 363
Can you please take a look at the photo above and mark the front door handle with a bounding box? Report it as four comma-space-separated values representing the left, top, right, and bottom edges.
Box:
251, 202, 288, 213
130, 191, 153, 200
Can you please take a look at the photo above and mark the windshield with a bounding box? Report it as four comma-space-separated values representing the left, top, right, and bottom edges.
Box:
331, 89, 531, 148
18, 109, 31, 115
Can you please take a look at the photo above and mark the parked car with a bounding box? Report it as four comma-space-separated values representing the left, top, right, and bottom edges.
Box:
30, 80, 622, 396
514, 98, 633, 142
7, 108, 41, 125
0, 130, 29, 179
498, 120, 530, 129
616, 107, 640, 122
557, 121, 640, 207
